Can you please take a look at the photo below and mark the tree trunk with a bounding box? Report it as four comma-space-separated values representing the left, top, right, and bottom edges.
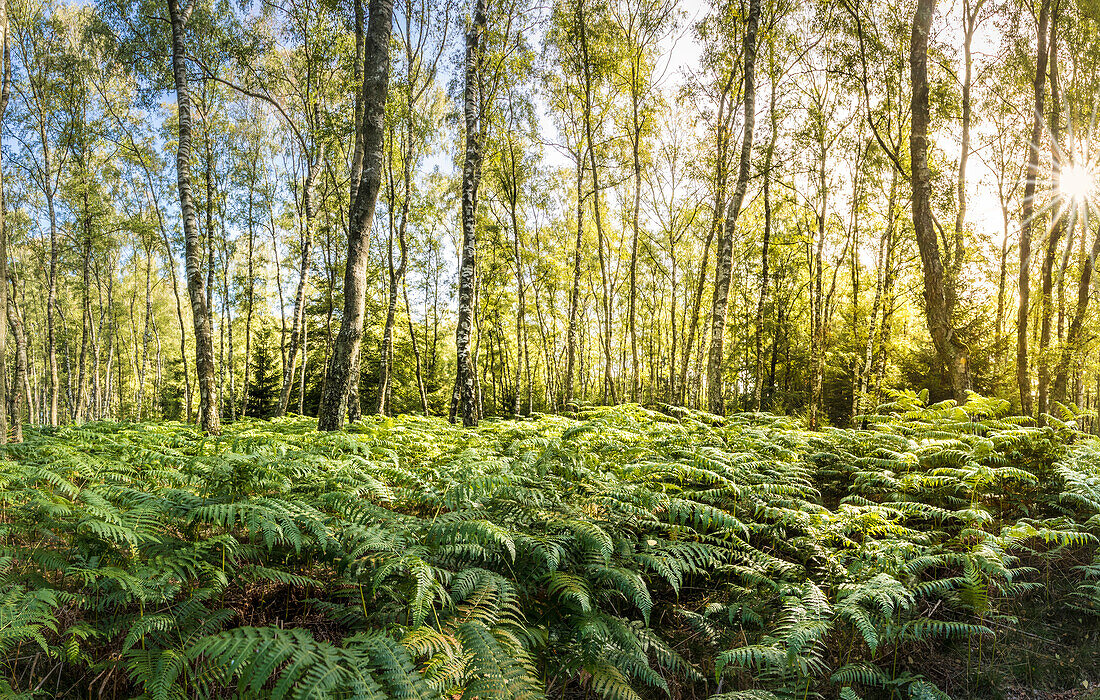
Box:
319, 191, 338, 407
857, 168, 899, 419
204, 121, 218, 417
628, 67, 642, 403
808, 177, 828, 430
871, 234, 897, 406
910, 0, 969, 402
378, 131, 409, 416
681, 78, 732, 407
681, 224, 715, 407
298, 317, 307, 414
564, 154, 583, 407
103, 269, 115, 420
138, 245, 153, 419
753, 72, 778, 412
707, 0, 760, 415
347, 355, 362, 422
403, 276, 428, 413
668, 237, 678, 405
1051, 214, 1098, 403
531, 225, 558, 411
169, 0, 220, 434
221, 216, 236, 419
45, 155, 59, 426
995, 189, 1010, 372
1039, 6, 1064, 418
154, 318, 163, 410
452, 0, 488, 427
91, 257, 104, 419
317, 0, 394, 431
278, 163, 317, 416
76, 201, 93, 422
241, 163, 256, 417
949, 0, 981, 310
0, 10, 9, 442
508, 142, 526, 417
268, 202, 289, 386
577, 0, 616, 406
7, 277, 24, 443
1018, 0, 1051, 417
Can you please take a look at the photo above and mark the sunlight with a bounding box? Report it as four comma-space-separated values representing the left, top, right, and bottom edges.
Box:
1061, 162, 1096, 202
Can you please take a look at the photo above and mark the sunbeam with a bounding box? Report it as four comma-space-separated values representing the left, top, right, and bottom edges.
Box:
1062, 162, 1097, 203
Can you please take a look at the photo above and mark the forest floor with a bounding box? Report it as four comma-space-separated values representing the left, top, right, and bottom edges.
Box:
919, 580, 1100, 697
2, 396, 1100, 698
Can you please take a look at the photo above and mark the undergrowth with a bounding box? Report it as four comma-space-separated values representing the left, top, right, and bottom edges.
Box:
1, 391, 1099, 698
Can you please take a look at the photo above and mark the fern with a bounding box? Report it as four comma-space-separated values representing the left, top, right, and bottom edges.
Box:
0, 403, 1097, 698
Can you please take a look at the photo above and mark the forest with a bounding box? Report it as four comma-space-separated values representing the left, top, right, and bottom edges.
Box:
4, 0, 1100, 697
5, 0, 1090, 434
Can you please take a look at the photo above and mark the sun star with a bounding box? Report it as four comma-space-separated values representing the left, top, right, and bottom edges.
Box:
1061, 162, 1096, 203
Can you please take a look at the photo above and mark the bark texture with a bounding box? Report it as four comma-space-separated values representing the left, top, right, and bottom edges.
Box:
317, 0, 394, 431
1018, 0, 1051, 417
0, 1, 9, 442
169, 0, 220, 434
452, 0, 488, 427
707, 0, 760, 415
278, 166, 317, 416
910, 0, 970, 402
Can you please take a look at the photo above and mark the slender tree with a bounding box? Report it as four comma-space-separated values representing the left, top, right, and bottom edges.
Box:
452, 0, 488, 426
1018, 0, 1051, 417
160, 0, 221, 433
707, 0, 760, 415
317, 0, 394, 430
0, 0, 9, 442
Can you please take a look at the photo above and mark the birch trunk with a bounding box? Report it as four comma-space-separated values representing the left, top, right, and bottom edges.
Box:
169, 0, 220, 434
578, 0, 616, 405
241, 169, 256, 417
0, 8, 9, 441
564, 154, 583, 407
138, 245, 153, 419
7, 279, 24, 443
707, 0, 760, 415
753, 70, 778, 412
317, 0, 394, 430
1038, 5, 1062, 417
1018, 0, 1051, 417
403, 276, 428, 413
452, 0, 488, 427
628, 67, 642, 403
681, 77, 733, 407
1052, 214, 1099, 402
911, 0, 970, 402
856, 169, 898, 418
278, 164, 317, 416
508, 142, 526, 417
76, 203, 92, 422
45, 154, 59, 426
378, 131, 409, 415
